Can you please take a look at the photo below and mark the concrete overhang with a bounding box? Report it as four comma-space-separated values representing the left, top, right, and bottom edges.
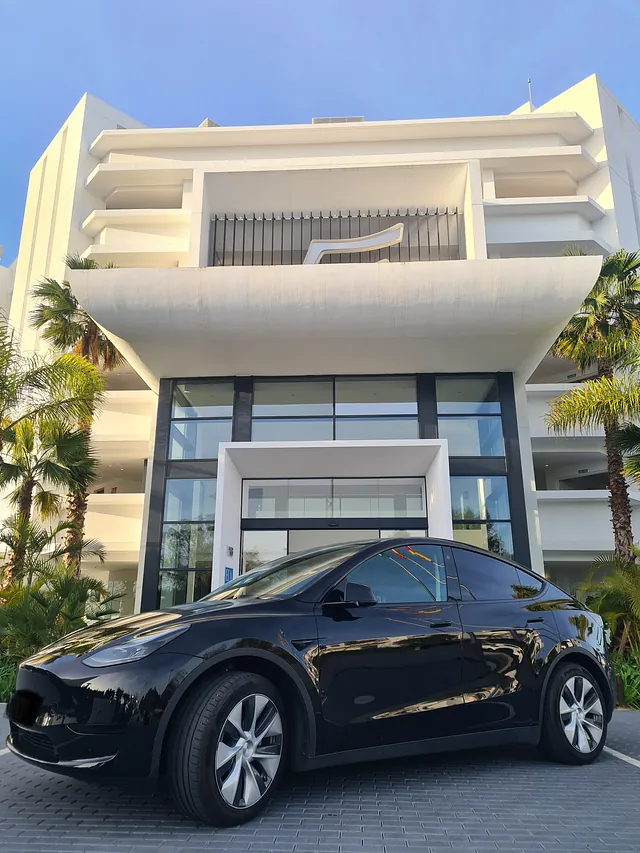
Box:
68, 256, 602, 393
90, 112, 593, 158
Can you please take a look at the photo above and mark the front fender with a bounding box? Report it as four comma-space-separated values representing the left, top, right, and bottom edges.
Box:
149, 643, 320, 777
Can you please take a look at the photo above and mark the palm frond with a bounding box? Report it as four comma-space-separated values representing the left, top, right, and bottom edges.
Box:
546, 374, 640, 433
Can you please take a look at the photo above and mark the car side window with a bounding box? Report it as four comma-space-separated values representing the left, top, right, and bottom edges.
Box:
515, 568, 544, 598
346, 545, 447, 604
453, 548, 534, 601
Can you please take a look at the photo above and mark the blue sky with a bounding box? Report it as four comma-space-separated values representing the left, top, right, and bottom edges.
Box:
1, 0, 639, 262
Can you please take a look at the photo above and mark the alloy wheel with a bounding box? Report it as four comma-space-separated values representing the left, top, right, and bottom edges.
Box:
559, 675, 604, 753
215, 693, 283, 809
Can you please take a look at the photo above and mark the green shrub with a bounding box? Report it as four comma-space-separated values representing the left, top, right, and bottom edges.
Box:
613, 653, 640, 709
0, 658, 18, 703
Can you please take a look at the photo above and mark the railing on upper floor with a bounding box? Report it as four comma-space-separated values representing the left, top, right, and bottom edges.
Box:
208, 208, 463, 266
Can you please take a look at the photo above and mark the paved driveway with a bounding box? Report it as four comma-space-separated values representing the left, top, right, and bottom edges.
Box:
1, 710, 639, 853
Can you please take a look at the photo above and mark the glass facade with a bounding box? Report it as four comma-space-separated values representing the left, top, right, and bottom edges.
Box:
251, 377, 418, 440
144, 373, 524, 609
436, 378, 513, 559
169, 382, 234, 459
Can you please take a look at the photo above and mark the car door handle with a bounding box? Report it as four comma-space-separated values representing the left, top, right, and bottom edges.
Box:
430, 621, 453, 629
526, 617, 544, 624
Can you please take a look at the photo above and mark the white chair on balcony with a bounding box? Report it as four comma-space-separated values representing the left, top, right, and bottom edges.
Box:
302, 222, 404, 265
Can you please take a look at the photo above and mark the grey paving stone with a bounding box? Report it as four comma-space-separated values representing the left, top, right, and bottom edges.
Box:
0, 714, 639, 853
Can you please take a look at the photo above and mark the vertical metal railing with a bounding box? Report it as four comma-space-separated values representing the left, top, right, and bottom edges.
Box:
209, 208, 462, 266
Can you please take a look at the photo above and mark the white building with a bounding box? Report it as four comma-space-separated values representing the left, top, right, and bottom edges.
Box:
6, 74, 640, 614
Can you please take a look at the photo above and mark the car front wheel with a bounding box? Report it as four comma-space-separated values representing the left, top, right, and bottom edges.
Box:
167, 671, 286, 825
539, 663, 607, 765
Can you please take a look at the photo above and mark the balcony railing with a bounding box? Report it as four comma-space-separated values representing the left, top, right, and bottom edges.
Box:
209, 208, 462, 266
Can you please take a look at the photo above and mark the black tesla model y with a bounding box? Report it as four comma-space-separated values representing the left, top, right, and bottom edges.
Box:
6, 538, 613, 826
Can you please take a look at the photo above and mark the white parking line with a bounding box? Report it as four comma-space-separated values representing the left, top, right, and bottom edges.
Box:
0, 748, 9, 758
604, 746, 640, 768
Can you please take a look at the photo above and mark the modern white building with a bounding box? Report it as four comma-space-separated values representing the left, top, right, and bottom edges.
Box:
6, 74, 640, 614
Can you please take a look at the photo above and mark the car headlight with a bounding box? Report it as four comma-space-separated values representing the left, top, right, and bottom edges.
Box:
82, 625, 190, 668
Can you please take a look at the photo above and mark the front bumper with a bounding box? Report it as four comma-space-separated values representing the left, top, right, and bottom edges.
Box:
5, 651, 199, 777
6, 732, 116, 769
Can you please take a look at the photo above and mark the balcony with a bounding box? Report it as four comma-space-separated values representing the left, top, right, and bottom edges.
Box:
82, 209, 190, 268
485, 196, 611, 258
526, 383, 604, 443
85, 492, 144, 564
538, 490, 640, 561
91, 390, 155, 462
209, 209, 463, 266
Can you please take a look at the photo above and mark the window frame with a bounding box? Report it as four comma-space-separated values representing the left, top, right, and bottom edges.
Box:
449, 544, 547, 603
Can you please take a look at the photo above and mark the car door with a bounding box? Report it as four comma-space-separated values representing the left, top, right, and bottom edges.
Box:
452, 546, 560, 731
314, 542, 465, 754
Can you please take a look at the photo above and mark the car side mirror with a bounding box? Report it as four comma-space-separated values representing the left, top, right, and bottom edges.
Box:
344, 581, 377, 607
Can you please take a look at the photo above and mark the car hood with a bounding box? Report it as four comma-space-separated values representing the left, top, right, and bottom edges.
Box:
23, 599, 246, 665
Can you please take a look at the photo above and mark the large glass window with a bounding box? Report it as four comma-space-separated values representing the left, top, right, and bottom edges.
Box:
436, 377, 504, 457
334, 378, 418, 415
450, 476, 510, 522
160, 522, 214, 569
172, 382, 234, 418
252, 381, 333, 416
250, 377, 418, 442
158, 570, 212, 608
335, 417, 418, 440
251, 418, 333, 442
335, 377, 418, 438
436, 377, 501, 415
242, 478, 426, 520
437, 416, 504, 457
453, 521, 514, 560
169, 420, 233, 460
169, 381, 234, 460
242, 530, 289, 573
164, 478, 217, 522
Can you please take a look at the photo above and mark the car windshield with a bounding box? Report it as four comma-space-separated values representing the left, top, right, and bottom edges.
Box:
202, 543, 368, 601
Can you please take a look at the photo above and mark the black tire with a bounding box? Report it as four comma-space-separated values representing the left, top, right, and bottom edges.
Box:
166, 671, 286, 826
539, 663, 607, 765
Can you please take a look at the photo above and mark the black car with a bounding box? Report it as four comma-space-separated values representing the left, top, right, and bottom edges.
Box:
6, 538, 613, 826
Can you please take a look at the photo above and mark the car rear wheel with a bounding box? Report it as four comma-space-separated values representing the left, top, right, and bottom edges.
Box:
539, 663, 607, 765
167, 671, 286, 825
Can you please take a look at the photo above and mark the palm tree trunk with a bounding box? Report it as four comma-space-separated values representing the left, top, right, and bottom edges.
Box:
598, 358, 635, 562
604, 418, 635, 561
63, 488, 89, 577
2, 478, 35, 588
63, 411, 94, 578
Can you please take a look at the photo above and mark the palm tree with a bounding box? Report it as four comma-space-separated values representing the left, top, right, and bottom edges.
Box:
0, 419, 100, 579
0, 514, 105, 589
0, 315, 103, 453
30, 255, 123, 371
580, 548, 640, 654
547, 249, 640, 561
0, 563, 121, 662
30, 254, 121, 575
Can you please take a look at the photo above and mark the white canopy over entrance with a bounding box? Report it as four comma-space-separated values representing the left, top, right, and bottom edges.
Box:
212, 439, 452, 587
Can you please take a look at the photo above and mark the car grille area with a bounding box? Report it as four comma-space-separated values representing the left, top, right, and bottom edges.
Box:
11, 725, 59, 763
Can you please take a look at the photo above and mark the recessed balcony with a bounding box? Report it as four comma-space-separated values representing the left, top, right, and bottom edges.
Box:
82, 210, 190, 267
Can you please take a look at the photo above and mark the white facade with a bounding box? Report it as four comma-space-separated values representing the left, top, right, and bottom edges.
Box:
5, 74, 640, 610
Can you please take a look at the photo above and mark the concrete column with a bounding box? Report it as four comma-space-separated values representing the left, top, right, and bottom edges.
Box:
482, 167, 496, 200
463, 160, 487, 260
513, 382, 545, 576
